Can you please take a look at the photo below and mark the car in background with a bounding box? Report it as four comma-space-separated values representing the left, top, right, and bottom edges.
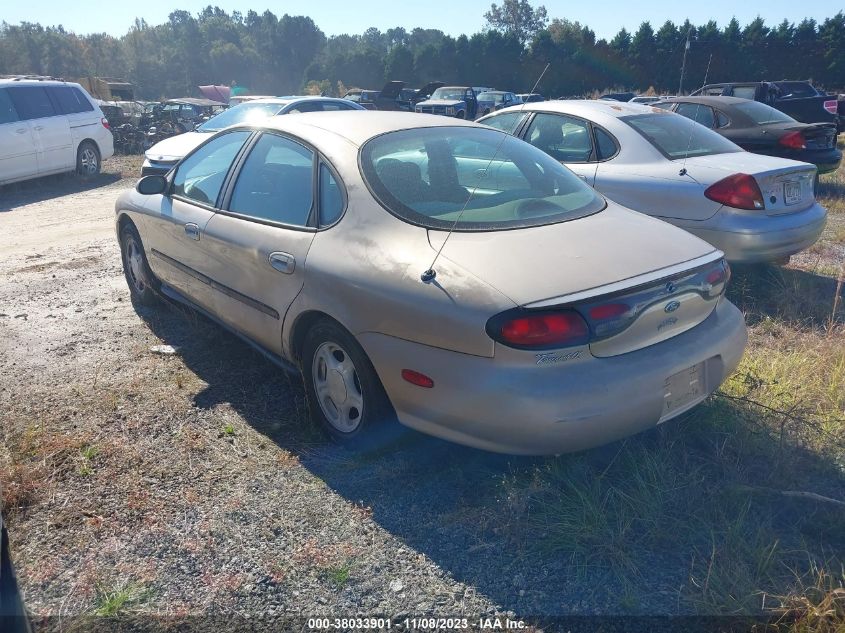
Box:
342, 89, 380, 110
229, 95, 275, 106
692, 81, 839, 131
630, 95, 672, 105
117, 111, 746, 454
479, 100, 827, 264
141, 96, 365, 175
160, 98, 226, 130
414, 86, 479, 119
373, 80, 445, 111
655, 96, 841, 176
600, 92, 636, 102
476, 91, 522, 117
0, 77, 114, 186
518, 93, 545, 103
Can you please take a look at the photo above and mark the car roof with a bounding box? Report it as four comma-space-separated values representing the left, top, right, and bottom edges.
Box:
500, 99, 657, 121
0, 78, 84, 88
657, 95, 753, 107
245, 110, 480, 147
239, 96, 354, 106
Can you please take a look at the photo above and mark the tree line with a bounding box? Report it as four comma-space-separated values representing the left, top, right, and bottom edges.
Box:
1, 3, 843, 101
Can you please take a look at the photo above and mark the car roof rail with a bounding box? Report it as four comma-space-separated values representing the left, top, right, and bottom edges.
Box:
0, 74, 66, 82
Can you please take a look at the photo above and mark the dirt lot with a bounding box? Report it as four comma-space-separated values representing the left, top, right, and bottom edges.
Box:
1, 155, 844, 631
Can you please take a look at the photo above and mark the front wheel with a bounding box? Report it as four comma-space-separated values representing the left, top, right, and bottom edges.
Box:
120, 224, 159, 306
301, 320, 392, 444
76, 141, 100, 177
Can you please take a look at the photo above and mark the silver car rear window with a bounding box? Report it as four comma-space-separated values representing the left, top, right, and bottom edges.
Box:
199, 102, 283, 132
360, 127, 605, 231
623, 112, 742, 160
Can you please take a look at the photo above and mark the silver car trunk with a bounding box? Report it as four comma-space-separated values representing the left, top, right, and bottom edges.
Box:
682, 153, 817, 215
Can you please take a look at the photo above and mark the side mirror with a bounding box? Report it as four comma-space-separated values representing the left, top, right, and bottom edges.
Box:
136, 175, 168, 196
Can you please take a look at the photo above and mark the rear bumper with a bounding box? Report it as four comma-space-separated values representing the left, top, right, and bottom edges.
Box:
792, 148, 842, 174
678, 202, 827, 264
358, 299, 747, 455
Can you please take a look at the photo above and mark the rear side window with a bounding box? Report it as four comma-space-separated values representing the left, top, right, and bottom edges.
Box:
0, 89, 19, 124
7, 86, 56, 120
525, 113, 593, 163
48, 87, 94, 114
173, 130, 251, 206
319, 163, 344, 226
594, 128, 618, 160
229, 133, 314, 226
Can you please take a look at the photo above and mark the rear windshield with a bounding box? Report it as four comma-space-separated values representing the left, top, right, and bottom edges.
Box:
360, 126, 604, 231
774, 82, 819, 98
733, 100, 795, 125
623, 112, 742, 160
198, 102, 283, 132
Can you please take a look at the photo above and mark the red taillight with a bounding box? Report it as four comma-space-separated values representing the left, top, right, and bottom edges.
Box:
779, 131, 805, 149
101, 117, 110, 130
589, 303, 629, 320
497, 311, 589, 348
824, 99, 837, 115
401, 369, 434, 388
704, 173, 764, 210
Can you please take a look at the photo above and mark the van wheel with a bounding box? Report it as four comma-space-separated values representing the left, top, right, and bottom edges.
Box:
119, 223, 159, 306
76, 141, 100, 177
456, 111, 466, 119
302, 320, 393, 445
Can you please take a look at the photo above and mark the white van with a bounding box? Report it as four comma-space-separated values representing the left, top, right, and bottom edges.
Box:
0, 77, 114, 186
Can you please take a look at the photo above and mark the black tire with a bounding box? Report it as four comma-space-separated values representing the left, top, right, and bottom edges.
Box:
301, 319, 393, 444
119, 223, 159, 306
76, 141, 101, 177
455, 111, 466, 119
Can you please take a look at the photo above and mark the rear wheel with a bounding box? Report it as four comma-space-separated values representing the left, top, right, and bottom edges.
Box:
76, 141, 100, 177
120, 223, 159, 306
302, 320, 392, 444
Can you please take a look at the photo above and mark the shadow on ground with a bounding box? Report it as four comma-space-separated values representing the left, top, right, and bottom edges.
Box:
136, 296, 845, 619
0, 173, 121, 211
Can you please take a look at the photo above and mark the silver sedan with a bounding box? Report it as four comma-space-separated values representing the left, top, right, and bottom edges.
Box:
116, 112, 747, 454
479, 100, 828, 263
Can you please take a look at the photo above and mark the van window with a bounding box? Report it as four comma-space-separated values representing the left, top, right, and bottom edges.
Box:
0, 89, 19, 124
7, 86, 57, 120
48, 86, 94, 114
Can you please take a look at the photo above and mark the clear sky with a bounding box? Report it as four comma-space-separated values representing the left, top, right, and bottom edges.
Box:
3, 0, 843, 40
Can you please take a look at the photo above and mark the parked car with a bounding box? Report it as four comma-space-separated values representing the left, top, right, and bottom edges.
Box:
372, 80, 445, 111
0, 77, 114, 186
117, 111, 747, 454
655, 96, 841, 176
630, 95, 671, 104
476, 91, 522, 117
342, 89, 380, 110
141, 97, 365, 175
414, 86, 479, 119
479, 101, 827, 263
600, 92, 636, 102
518, 93, 545, 103
692, 81, 839, 130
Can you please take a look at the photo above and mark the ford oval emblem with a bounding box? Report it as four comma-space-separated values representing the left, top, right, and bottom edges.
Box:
664, 300, 681, 313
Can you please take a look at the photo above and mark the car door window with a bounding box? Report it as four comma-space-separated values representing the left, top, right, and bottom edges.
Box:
48, 87, 93, 114
288, 101, 322, 114
732, 86, 757, 100
320, 102, 353, 111
594, 127, 619, 161
172, 130, 251, 206
319, 163, 344, 226
482, 111, 528, 134
0, 89, 19, 124
7, 86, 57, 120
525, 113, 593, 163
675, 103, 716, 128
229, 133, 315, 226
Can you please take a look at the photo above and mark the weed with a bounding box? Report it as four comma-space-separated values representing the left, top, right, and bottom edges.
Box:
222, 423, 235, 436
327, 563, 351, 587
92, 582, 148, 616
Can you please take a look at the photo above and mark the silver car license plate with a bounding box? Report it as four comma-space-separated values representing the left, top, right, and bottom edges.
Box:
659, 362, 705, 422
784, 180, 802, 205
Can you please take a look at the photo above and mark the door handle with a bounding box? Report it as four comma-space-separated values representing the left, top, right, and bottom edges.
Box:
33, 125, 44, 131
15, 128, 27, 134
184, 223, 200, 240
269, 252, 295, 274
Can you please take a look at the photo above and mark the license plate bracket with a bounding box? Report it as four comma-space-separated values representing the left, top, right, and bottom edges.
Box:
659, 361, 706, 422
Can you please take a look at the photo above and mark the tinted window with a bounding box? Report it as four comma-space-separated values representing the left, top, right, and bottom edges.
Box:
733, 100, 795, 125
0, 89, 19, 124
623, 112, 742, 160
287, 101, 322, 114
594, 128, 618, 160
229, 133, 314, 226
198, 102, 282, 132
320, 102, 354, 111
48, 86, 93, 114
7, 86, 56, 120
715, 110, 730, 128
360, 126, 604, 231
775, 82, 818, 98
525, 113, 593, 163
173, 131, 251, 206
731, 86, 757, 100
480, 111, 528, 134
675, 103, 716, 128
319, 164, 343, 226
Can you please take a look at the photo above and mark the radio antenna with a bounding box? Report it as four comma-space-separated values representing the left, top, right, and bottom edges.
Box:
679, 53, 712, 177
421, 63, 550, 283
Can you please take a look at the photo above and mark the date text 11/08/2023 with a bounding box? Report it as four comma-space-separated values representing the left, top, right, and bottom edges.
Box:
307, 617, 529, 630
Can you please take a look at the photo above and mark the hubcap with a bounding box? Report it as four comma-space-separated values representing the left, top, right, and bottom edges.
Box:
80, 148, 98, 175
125, 237, 146, 293
312, 341, 364, 433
